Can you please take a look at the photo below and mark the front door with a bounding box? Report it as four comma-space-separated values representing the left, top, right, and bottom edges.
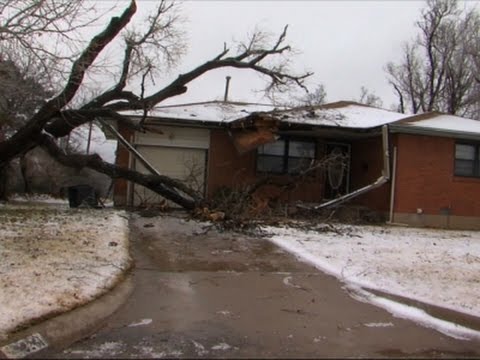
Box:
324, 142, 350, 199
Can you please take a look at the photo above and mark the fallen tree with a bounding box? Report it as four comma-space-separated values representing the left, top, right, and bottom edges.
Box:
0, 0, 311, 208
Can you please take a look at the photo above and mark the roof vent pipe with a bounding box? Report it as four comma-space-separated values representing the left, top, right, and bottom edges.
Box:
224, 76, 231, 102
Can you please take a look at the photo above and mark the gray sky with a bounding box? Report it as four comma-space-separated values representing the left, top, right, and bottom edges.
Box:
153, 0, 427, 108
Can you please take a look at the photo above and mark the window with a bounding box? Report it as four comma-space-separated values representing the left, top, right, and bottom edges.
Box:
454, 143, 480, 177
257, 139, 315, 174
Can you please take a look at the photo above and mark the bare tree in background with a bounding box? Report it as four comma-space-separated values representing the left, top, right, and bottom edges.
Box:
0, 59, 56, 195
0, 1, 111, 82
357, 86, 383, 108
0, 0, 110, 199
279, 83, 327, 107
299, 84, 328, 106
386, 0, 480, 118
0, 0, 312, 209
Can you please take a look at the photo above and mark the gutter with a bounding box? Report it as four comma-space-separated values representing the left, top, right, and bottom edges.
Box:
299, 124, 391, 210
131, 116, 230, 129
389, 124, 480, 141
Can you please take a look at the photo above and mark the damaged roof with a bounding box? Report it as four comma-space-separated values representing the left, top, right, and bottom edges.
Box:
121, 100, 480, 138
258, 101, 413, 129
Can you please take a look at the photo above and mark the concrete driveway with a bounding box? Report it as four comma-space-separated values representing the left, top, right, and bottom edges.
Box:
45, 213, 480, 358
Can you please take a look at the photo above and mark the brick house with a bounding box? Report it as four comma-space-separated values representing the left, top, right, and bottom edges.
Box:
113, 100, 480, 229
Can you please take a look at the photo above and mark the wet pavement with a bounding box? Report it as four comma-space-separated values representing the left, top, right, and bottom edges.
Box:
43, 213, 480, 358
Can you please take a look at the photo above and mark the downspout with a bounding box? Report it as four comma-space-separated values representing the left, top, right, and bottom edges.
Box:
300, 125, 391, 210
388, 146, 398, 223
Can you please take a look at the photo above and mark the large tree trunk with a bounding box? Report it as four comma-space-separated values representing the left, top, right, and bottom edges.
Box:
39, 134, 201, 210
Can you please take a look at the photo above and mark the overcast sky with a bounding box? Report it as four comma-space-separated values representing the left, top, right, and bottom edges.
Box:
93, 1, 478, 110
150, 0, 429, 109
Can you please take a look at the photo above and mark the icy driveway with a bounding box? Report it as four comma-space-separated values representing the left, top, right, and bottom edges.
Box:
263, 223, 480, 340
47, 214, 479, 359
0, 203, 131, 340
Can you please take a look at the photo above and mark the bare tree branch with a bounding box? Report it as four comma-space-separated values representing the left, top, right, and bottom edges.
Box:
106, 27, 312, 111
0, 1, 137, 166
386, 0, 480, 118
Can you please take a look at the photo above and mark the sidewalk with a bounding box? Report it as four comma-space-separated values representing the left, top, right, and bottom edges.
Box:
0, 277, 133, 359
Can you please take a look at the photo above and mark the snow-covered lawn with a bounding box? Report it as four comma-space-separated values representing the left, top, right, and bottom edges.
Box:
263, 223, 480, 340
0, 203, 131, 340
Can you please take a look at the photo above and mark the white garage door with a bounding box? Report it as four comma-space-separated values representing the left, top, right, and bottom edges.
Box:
132, 126, 209, 207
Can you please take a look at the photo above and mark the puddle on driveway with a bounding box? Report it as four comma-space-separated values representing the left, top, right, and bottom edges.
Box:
132, 216, 310, 273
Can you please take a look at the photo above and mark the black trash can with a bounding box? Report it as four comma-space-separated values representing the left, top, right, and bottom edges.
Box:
67, 184, 98, 208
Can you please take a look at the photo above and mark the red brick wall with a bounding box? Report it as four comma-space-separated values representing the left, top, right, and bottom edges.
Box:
347, 136, 391, 212
393, 133, 480, 217
207, 130, 324, 203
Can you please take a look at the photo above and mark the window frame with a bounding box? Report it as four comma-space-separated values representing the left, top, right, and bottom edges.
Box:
256, 138, 316, 175
454, 142, 480, 178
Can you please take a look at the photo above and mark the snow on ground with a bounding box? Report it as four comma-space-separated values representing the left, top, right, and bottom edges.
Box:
8, 194, 69, 205
0, 203, 131, 340
263, 223, 480, 340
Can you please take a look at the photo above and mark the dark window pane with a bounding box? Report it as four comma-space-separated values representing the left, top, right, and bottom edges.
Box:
455, 159, 475, 176
257, 155, 284, 173
455, 144, 475, 160
289, 141, 315, 158
258, 140, 285, 156
287, 157, 313, 174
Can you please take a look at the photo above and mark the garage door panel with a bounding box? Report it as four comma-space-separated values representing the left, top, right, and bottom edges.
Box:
135, 126, 210, 149
133, 146, 207, 206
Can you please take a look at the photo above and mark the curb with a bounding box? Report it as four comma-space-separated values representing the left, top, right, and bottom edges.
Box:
0, 275, 134, 359
363, 287, 480, 332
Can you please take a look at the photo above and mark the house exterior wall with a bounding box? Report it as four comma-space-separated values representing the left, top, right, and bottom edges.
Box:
114, 126, 392, 211
392, 133, 480, 229
207, 129, 325, 203
349, 136, 391, 213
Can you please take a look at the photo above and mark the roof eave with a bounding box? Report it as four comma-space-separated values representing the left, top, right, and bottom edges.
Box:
126, 115, 230, 128
390, 124, 480, 141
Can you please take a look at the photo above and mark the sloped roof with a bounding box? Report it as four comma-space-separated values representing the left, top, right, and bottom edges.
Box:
261, 101, 413, 129
120, 100, 283, 124
393, 112, 480, 135
120, 100, 480, 137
